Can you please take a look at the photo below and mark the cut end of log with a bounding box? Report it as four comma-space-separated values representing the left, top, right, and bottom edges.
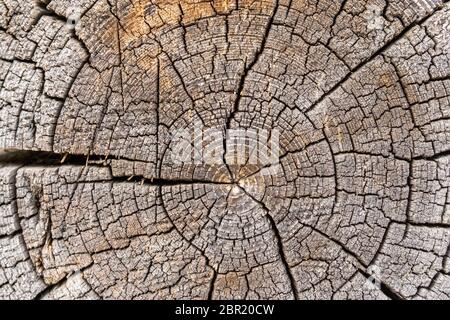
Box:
0, 0, 449, 300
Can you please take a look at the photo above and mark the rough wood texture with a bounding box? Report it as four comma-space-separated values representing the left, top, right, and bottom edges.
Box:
0, 0, 449, 300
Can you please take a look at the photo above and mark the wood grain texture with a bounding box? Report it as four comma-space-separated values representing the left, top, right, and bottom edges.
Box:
0, 0, 449, 300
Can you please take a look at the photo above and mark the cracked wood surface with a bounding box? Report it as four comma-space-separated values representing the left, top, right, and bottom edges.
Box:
0, 0, 449, 300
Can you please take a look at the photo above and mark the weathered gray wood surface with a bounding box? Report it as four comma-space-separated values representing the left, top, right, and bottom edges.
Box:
0, 0, 449, 299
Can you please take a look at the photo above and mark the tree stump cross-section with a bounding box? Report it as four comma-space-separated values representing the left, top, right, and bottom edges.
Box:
0, 0, 449, 300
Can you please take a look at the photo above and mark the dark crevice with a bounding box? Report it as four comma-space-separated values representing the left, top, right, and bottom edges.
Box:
0, 228, 22, 240
403, 159, 414, 241
0, 149, 149, 166
223, 0, 279, 181
0, 149, 102, 166
238, 186, 299, 300
359, 269, 404, 300
207, 268, 218, 300
0, 150, 233, 186
400, 221, 450, 229
111, 175, 233, 186
326, 0, 348, 47
33, 277, 68, 300
155, 57, 161, 179
413, 149, 450, 161
225, 0, 279, 130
